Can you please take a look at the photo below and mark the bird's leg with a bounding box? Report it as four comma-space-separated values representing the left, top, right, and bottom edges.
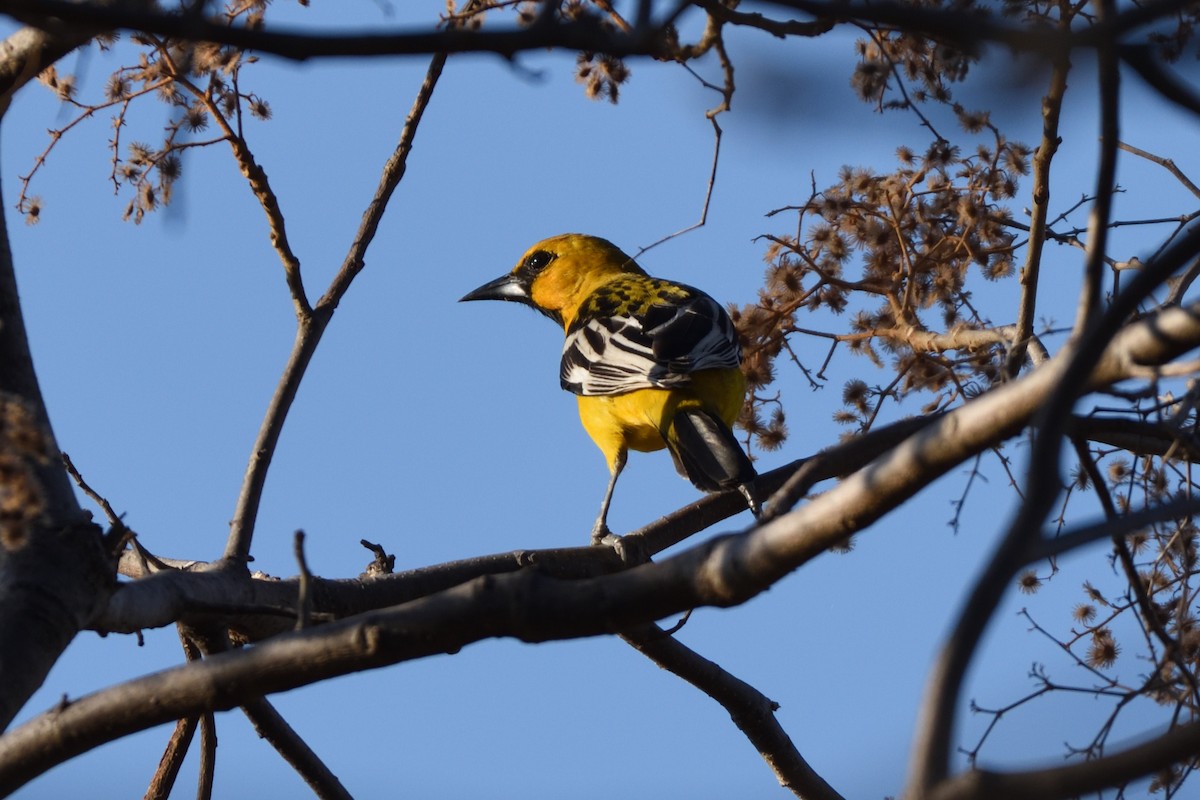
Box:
738, 482, 763, 520
591, 450, 627, 545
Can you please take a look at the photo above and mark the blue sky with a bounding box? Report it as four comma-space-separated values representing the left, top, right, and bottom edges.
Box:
3, 2, 1198, 797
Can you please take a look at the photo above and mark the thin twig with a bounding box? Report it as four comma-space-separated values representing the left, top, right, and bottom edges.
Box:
196, 711, 216, 800
60, 451, 122, 528
1007, 30, 1069, 378
633, 21, 733, 259
143, 717, 197, 800
294, 530, 312, 631
1119, 141, 1200, 200
144, 629, 204, 800
1068, 438, 1200, 703
317, 13, 466, 312
634, 116, 723, 256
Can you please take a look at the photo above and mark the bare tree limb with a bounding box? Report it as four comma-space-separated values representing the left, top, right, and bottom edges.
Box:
0, 0, 673, 60
621, 623, 844, 800
144, 630, 203, 800
187, 624, 352, 798
1073, 0, 1119, 332
240, 699, 353, 800
5, 288, 1200, 794
0, 21, 96, 111
0, 145, 110, 733
1024, 496, 1200, 563
929, 718, 1200, 800
691, 0, 834, 38
196, 710, 216, 800
144, 717, 196, 800
3, 0, 1197, 69
1120, 43, 1200, 118
95, 413, 939, 639
1066, 414, 1200, 461
1119, 141, 1200, 200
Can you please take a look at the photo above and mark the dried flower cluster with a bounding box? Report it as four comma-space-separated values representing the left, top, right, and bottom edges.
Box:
574, 51, 631, 103
449, 1, 633, 102
727, 1, 1200, 786
727, 3, 1048, 449
19, 2, 273, 224
734, 129, 1027, 442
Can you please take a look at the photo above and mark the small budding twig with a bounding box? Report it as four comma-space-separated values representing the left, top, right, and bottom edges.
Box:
359, 539, 395, 578
61, 452, 121, 528
294, 530, 312, 631
61, 451, 133, 557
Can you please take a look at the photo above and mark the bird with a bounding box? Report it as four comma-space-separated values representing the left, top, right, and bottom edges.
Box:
461, 233, 760, 545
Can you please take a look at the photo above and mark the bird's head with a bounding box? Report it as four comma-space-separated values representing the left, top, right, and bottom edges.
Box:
460, 233, 645, 328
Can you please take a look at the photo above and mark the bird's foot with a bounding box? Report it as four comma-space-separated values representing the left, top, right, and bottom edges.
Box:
594, 530, 648, 567
591, 523, 614, 547
591, 521, 649, 565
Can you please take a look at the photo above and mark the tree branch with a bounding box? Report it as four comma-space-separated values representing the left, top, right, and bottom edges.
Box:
1024, 495, 1200, 564
909, 219, 1200, 793
5, 0, 1196, 68
223, 50, 447, 564
1071, 0, 1120, 332
241, 698, 352, 800
144, 717, 196, 800
0, 146, 110, 732
929, 718, 1200, 800
621, 624, 844, 800
0, 21, 97, 111
1007, 32, 1069, 377
1066, 414, 1200, 461
2, 0, 671, 61
96, 411, 938, 640
196, 711, 216, 800
6, 289, 1200, 793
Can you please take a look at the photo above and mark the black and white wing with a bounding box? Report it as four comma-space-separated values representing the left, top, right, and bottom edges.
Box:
560, 288, 741, 397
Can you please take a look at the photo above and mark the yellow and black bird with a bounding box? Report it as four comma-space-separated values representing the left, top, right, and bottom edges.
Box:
462, 233, 760, 544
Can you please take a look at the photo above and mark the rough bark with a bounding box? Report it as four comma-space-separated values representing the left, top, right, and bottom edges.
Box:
0, 25, 112, 730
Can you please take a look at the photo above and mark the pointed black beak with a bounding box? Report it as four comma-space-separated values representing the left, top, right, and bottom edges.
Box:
460, 272, 530, 304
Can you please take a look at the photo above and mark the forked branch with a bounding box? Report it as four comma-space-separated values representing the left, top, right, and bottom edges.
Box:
6, 286, 1200, 795
222, 52, 448, 565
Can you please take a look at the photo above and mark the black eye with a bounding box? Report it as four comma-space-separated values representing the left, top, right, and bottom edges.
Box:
524, 250, 554, 272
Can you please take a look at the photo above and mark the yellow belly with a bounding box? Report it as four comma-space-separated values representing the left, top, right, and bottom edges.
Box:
575, 368, 746, 472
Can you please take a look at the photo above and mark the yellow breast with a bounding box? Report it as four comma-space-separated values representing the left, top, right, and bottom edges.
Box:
575, 368, 746, 470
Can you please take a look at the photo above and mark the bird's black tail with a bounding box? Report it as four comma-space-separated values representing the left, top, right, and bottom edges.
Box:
668, 408, 759, 513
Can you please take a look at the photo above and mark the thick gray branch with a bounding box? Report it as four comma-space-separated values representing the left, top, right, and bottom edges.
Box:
0, 138, 110, 731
